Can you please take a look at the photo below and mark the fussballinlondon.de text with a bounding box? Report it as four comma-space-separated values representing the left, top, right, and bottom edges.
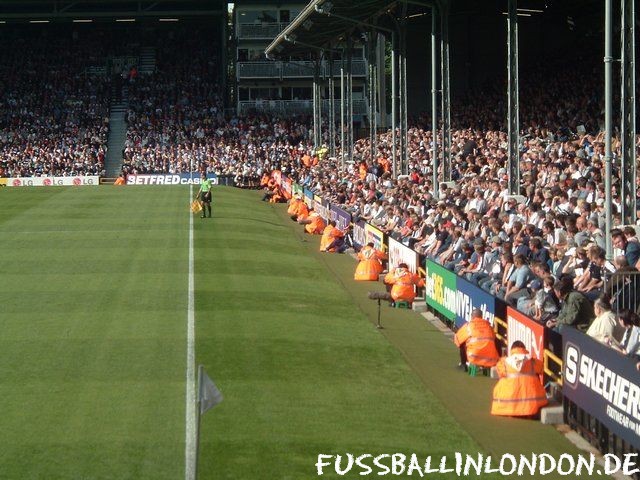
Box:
316, 453, 640, 476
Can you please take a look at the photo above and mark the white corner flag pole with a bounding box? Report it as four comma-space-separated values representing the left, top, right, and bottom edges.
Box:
194, 364, 223, 480
195, 364, 203, 480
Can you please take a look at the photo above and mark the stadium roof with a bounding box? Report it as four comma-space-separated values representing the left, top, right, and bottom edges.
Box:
265, 0, 400, 59
0, 0, 224, 20
264, 0, 604, 59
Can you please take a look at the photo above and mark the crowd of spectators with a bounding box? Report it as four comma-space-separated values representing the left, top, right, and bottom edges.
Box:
0, 26, 117, 178
2, 24, 639, 359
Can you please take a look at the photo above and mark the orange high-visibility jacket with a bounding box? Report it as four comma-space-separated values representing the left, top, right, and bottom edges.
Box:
295, 202, 310, 221
114, 176, 126, 185
269, 188, 284, 203
383, 267, 425, 302
287, 197, 301, 215
305, 214, 326, 235
354, 246, 387, 281
454, 318, 500, 367
260, 174, 270, 187
320, 225, 344, 252
491, 348, 548, 417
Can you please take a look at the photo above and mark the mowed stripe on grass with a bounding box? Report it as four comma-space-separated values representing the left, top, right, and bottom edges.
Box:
0, 186, 189, 480
194, 188, 502, 480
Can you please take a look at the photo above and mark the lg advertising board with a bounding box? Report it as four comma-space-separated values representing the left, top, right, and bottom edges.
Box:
563, 328, 640, 449
506, 307, 545, 360
5, 176, 99, 187
126, 173, 217, 185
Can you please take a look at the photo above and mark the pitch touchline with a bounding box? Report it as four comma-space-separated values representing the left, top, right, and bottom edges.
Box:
185, 184, 196, 480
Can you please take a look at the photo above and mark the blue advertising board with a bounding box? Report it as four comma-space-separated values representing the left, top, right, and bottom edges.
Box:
454, 276, 505, 328
563, 327, 640, 449
303, 187, 314, 208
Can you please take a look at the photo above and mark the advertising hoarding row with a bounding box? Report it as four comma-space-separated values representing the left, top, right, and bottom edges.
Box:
126, 174, 217, 185
4, 176, 100, 187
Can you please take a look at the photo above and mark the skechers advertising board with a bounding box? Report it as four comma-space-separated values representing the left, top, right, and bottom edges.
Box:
126, 173, 217, 185
563, 328, 640, 449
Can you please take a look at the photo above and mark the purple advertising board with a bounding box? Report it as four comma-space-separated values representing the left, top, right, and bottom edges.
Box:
330, 205, 352, 231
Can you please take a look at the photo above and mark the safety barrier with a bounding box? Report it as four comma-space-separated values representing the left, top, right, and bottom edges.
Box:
268, 171, 640, 456
604, 269, 640, 316
238, 98, 369, 116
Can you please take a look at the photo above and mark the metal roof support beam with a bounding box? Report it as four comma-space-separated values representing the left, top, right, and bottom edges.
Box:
283, 36, 335, 53
391, 29, 398, 178
604, 0, 614, 258
328, 58, 336, 158
620, 0, 636, 225
440, 0, 451, 181
368, 31, 377, 162
507, 0, 519, 194
347, 37, 354, 167
340, 53, 346, 173
431, 6, 439, 198
313, 59, 322, 149
376, 33, 387, 129
400, 14, 408, 175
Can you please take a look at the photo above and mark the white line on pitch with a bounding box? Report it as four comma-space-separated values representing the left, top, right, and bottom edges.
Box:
185, 184, 196, 480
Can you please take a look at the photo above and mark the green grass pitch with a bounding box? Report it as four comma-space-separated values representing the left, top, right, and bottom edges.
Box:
0, 186, 592, 479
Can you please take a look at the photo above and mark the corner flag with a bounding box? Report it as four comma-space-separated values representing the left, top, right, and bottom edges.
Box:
198, 367, 223, 415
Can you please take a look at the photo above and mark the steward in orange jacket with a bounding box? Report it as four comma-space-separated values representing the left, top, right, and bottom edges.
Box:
304, 212, 326, 235
269, 187, 285, 203
319, 220, 344, 252
287, 196, 302, 217
354, 242, 387, 280
260, 173, 270, 188
293, 201, 310, 222
491, 341, 548, 417
383, 263, 425, 303
454, 308, 500, 369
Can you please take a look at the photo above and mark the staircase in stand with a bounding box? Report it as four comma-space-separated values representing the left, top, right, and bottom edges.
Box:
105, 86, 129, 178
138, 46, 156, 74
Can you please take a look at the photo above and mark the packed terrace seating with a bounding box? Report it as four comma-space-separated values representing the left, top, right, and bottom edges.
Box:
0, 26, 125, 177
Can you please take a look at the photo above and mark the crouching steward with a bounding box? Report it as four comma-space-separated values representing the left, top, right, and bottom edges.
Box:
491, 341, 548, 417
304, 211, 326, 235
320, 220, 345, 252
383, 263, 425, 304
354, 242, 387, 281
454, 308, 500, 370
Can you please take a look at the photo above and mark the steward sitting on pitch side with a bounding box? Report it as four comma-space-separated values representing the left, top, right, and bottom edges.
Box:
383, 263, 425, 305
454, 308, 500, 371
